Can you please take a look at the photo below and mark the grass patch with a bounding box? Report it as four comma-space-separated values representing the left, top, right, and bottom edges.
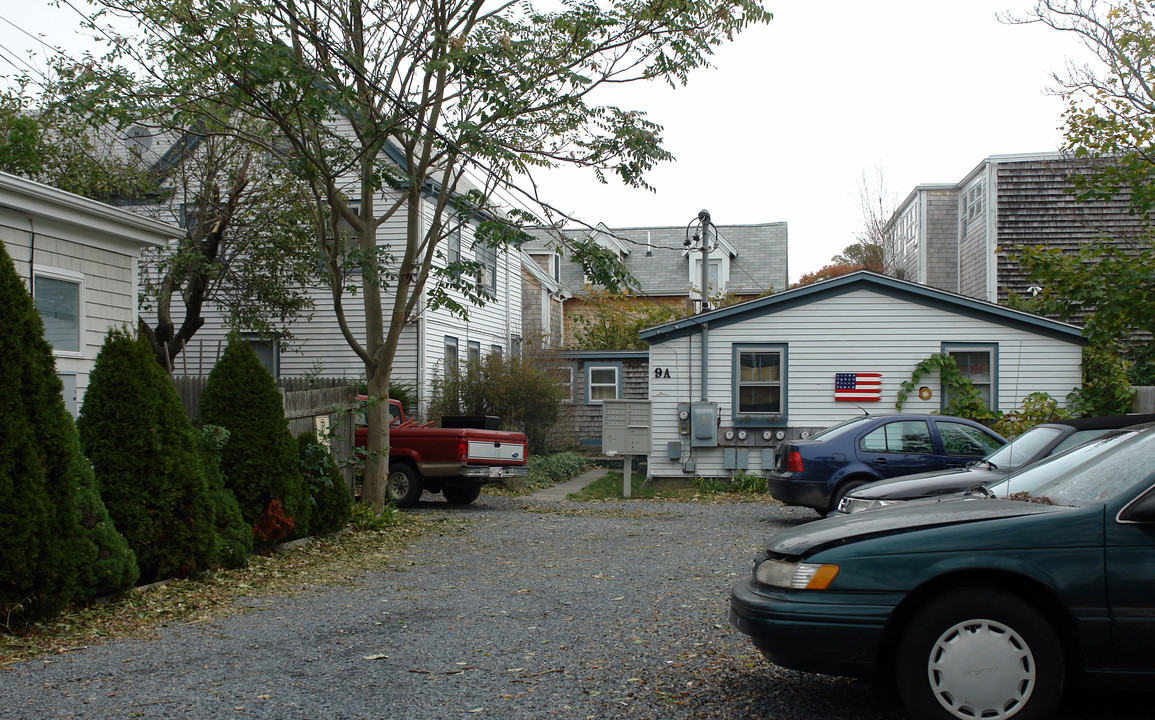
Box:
0, 510, 451, 668
484, 451, 592, 497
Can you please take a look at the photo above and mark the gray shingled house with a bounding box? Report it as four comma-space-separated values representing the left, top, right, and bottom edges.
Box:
885, 152, 1145, 304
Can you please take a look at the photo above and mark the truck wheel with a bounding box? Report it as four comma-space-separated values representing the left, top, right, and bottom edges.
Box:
895, 588, 1064, 720
443, 485, 481, 505
387, 464, 423, 508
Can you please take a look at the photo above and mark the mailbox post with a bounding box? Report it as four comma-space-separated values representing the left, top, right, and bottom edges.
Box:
600, 399, 652, 498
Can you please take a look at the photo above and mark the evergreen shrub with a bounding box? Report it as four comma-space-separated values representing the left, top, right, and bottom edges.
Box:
199, 335, 310, 549
198, 425, 252, 568
0, 243, 130, 622
297, 432, 353, 537
77, 329, 218, 582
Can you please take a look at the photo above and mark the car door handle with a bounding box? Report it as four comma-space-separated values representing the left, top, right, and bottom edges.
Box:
873, 458, 889, 465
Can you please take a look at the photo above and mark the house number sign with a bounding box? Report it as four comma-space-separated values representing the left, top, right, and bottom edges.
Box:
653, 368, 672, 379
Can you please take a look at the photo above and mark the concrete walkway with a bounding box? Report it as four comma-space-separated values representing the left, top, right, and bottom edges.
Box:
525, 467, 608, 501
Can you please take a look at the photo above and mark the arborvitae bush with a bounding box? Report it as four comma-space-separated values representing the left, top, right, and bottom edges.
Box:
0, 243, 102, 622
77, 329, 219, 582
198, 425, 252, 569
297, 432, 353, 536
199, 336, 310, 549
72, 455, 139, 601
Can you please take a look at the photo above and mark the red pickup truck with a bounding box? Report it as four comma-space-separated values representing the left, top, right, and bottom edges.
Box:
354, 398, 529, 507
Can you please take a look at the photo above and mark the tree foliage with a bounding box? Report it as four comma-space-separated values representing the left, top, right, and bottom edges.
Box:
1009, 1, 1155, 383
198, 335, 310, 549
428, 346, 569, 455
69, 0, 771, 510
77, 329, 221, 582
570, 290, 690, 350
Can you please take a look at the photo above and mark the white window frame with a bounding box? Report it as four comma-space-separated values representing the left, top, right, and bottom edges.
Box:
33, 265, 85, 358
942, 342, 997, 412
586, 364, 621, 405
444, 336, 459, 374
965, 181, 984, 223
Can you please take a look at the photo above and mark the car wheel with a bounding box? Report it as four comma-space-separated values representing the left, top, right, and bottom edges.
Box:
443, 485, 481, 505
829, 479, 868, 513
387, 464, 423, 508
896, 588, 1064, 720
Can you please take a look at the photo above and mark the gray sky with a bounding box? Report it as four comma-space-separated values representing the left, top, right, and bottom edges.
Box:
1, 1, 1083, 282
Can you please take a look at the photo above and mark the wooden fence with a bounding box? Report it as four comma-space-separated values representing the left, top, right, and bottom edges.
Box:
173, 377, 360, 493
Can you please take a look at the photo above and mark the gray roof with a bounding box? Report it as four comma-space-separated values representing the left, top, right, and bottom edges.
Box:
524, 222, 787, 298
639, 270, 1086, 345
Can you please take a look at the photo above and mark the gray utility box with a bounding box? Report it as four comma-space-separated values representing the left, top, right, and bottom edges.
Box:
601, 400, 652, 455
690, 402, 718, 448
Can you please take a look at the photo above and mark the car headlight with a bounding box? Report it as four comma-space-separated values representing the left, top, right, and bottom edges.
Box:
754, 558, 839, 590
839, 497, 903, 514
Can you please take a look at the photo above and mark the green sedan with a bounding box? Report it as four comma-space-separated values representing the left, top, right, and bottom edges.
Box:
730, 426, 1155, 720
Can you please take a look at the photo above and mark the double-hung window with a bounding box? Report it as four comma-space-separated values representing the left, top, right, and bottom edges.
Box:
444, 336, 459, 374
733, 344, 786, 424
467, 341, 481, 366
34, 266, 84, 355
586, 364, 621, 404
943, 343, 996, 411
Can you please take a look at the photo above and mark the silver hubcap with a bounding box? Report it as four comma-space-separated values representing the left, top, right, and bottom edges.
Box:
927, 618, 1035, 720
388, 472, 410, 499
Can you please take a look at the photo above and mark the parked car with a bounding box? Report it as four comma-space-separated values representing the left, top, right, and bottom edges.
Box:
730, 424, 1155, 720
833, 414, 1155, 515
766, 414, 1005, 512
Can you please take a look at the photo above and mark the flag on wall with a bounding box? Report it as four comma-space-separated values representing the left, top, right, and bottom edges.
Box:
835, 372, 882, 402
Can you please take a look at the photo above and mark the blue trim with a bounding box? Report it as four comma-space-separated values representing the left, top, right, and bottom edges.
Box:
585, 361, 623, 405
941, 342, 999, 412
559, 350, 649, 361
639, 271, 1085, 346
731, 343, 788, 426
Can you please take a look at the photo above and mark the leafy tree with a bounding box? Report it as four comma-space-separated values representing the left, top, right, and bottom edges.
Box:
0, 243, 127, 622
570, 290, 690, 351
72, 0, 771, 510
297, 433, 353, 537
428, 346, 568, 455
832, 241, 884, 273
792, 262, 872, 288
2, 80, 318, 373
1008, 1, 1155, 383
199, 335, 310, 549
77, 329, 220, 582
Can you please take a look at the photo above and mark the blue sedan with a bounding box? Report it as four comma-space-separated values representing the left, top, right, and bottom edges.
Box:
767, 414, 1005, 513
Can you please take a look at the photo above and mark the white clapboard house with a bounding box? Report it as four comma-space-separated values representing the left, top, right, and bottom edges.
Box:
638, 270, 1085, 481
0, 171, 179, 414
115, 124, 522, 417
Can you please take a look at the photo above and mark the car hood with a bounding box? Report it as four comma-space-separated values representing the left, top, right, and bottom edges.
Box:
850, 467, 1004, 501
769, 497, 1068, 557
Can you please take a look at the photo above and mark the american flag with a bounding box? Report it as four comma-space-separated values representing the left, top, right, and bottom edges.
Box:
835, 372, 882, 402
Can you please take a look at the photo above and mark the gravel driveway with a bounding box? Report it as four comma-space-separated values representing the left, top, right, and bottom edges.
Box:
4, 494, 1149, 719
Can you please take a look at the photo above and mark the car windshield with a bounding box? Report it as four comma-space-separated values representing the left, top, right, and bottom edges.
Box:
984, 430, 1146, 504
984, 426, 1063, 471
1027, 430, 1155, 506
809, 416, 875, 441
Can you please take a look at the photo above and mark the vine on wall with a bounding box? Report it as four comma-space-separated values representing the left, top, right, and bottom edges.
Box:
895, 353, 1000, 423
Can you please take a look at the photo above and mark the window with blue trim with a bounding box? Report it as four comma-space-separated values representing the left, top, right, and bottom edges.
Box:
943, 343, 996, 411
733, 344, 786, 423
586, 364, 621, 404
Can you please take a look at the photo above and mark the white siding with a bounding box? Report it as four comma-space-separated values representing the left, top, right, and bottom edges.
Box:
648, 287, 1083, 480
167, 184, 523, 420
2, 194, 167, 410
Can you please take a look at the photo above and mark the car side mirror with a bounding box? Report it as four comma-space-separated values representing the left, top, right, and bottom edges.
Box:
1120, 491, 1155, 524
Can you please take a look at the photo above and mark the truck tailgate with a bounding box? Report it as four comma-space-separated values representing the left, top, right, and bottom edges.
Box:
467, 439, 524, 462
